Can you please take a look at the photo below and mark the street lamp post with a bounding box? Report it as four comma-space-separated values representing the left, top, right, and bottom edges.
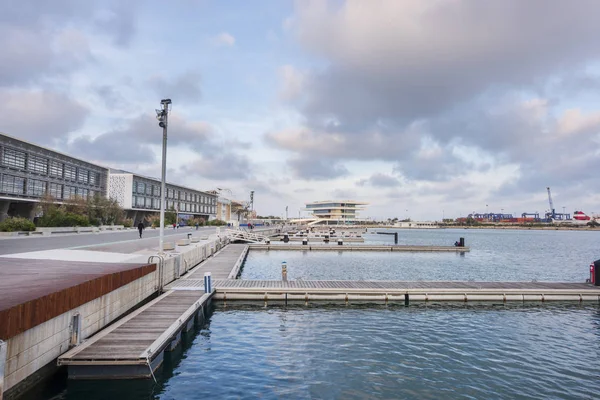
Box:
156, 99, 172, 253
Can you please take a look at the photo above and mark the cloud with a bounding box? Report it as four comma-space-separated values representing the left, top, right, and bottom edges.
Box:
149, 71, 202, 103
180, 154, 252, 180
278, 65, 306, 101
287, 155, 349, 180
0, 0, 136, 85
292, 0, 600, 126
0, 89, 88, 144
211, 32, 236, 47
68, 113, 214, 163
357, 173, 400, 187
265, 0, 600, 193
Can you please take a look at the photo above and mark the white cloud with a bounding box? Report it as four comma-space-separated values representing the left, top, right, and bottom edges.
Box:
278, 65, 306, 101
211, 32, 235, 47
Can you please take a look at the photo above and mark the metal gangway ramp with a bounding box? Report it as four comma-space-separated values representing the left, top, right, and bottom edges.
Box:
221, 228, 269, 244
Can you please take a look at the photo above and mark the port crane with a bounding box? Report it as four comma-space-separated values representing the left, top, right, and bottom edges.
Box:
546, 187, 555, 219
545, 187, 570, 221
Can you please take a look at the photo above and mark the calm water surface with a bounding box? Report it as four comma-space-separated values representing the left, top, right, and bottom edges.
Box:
241, 228, 600, 282
28, 229, 600, 400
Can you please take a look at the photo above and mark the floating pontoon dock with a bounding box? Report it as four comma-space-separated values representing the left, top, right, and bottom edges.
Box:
57, 242, 600, 380
249, 244, 469, 251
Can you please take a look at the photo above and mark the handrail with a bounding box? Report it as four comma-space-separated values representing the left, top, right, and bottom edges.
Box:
148, 255, 165, 293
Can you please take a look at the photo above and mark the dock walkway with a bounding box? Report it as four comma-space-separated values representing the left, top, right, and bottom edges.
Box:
249, 244, 469, 252
185, 243, 248, 280
58, 290, 210, 379
57, 242, 600, 381
58, 244, 249, 379
210, 280, 600, 303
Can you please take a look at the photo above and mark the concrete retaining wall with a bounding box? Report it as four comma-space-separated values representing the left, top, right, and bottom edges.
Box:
3, 273, 156, 397
1, 234, 228, 399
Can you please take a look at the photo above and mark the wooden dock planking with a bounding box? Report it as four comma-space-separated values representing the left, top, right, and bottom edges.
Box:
248, 244, 470, 252
184, 244, 248, 280
59, 290, 210, 377
210, 280, 600, 302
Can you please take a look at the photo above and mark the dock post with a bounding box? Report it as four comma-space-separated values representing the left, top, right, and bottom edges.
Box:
204, 272, 212, 293
459, 237, 465, 247
394, 232, 398, 244
281, 261, 288, 282
0, 340, 6, 400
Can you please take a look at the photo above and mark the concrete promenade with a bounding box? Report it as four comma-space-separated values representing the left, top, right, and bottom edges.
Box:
0, 226, 218, 256
0, 226, 283, 399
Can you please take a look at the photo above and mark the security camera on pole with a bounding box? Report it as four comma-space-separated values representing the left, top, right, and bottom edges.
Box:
156, 99, 172, 253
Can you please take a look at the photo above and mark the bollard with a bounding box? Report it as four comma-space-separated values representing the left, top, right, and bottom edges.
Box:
187, 233, 192, 240
338, 238, 343, 246
281, 261, 288, 282
394, 232, 398, 244
283, 234, 290, 243
265, 238, 270, 245
302, 238, 308, 245
204, 272, 212, 293
459, 237, 465, 247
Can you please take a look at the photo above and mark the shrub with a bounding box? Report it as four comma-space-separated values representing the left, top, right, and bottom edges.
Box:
207, 219, 227, 226
37, 209, 90, 227
0, 217, 36, 232
123, 218, 134, 228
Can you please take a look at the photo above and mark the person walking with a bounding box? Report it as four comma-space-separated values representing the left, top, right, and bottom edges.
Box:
137, 221, 145, 239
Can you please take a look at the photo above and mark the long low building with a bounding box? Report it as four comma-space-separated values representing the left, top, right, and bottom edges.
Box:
0, 133, 108, 221
108, 170, 217, 223
0, 132, 217, 223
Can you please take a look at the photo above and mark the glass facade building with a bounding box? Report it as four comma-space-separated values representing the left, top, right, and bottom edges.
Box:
0, 133, 108, 203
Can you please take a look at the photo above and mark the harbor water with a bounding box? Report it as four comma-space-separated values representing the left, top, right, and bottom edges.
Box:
25, 229, 600, 400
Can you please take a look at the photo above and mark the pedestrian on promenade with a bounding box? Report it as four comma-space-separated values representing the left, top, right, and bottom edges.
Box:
137, 221, 145, 239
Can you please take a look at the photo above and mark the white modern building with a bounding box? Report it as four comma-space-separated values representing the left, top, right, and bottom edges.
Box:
108, 170, 217, 223
304, 200, 368, 225
0, 132, 218, 224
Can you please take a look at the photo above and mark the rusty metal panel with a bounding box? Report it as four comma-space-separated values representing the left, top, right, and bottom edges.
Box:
0, 259, 156, 340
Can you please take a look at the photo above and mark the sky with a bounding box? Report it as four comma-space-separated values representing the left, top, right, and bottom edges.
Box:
2, 0, 600, 221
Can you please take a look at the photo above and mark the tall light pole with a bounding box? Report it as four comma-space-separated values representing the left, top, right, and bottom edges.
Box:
156, 98, 171, 253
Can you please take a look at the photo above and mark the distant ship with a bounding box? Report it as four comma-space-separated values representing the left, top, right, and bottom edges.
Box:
573, 211, 591, 221
553, 211, 591, 225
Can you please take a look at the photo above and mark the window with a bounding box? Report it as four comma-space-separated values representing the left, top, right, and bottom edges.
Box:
152, 198, 159, 209
153, 185, 160, 196
3, 148, 26, 169
28, 155, 48, 174
138, 182, 146, 194
135, 196, 145, 207
27, 179, 47, 196
64, 186, 77, 199
64, 165, 77, 180
79, 188, 89, 199
146, 184, 152, 196
133, 181, 138, 193
49, 183, 63, 199
1, 175, 25, 194
49, 161, 63, 178
89, 172, 97, 186
78, 169, 89, 184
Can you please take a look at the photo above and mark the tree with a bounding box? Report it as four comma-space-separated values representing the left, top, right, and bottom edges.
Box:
165, 206, 177, 225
